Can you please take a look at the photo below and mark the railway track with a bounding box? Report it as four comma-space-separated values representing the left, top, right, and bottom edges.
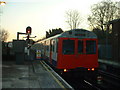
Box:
41, 61, 120, 89
59, 68, 120, 90
82, 69, 120, 89
60, 72, 101, 90
98, 70, 120, 88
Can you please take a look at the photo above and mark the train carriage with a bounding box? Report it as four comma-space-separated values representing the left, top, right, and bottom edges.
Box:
33, 29, 98, 72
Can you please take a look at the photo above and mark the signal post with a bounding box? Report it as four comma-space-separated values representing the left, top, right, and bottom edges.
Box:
13, 26, 32, 64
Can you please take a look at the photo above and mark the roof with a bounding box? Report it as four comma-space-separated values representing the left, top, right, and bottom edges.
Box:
37, 29, 97, 43
59, 29, 97, 39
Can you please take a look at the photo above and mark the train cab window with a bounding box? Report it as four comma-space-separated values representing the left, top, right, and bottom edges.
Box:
86, 40, 96, 54
78, 40, 83, 54
62, 40, 75, 54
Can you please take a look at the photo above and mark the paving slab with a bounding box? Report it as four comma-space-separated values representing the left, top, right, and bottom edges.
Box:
2, 60, 73, 89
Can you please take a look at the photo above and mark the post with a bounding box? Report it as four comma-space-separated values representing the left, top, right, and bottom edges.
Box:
17, 32, 19, 40
106, 24, 109, 59
17, 32, 26, 40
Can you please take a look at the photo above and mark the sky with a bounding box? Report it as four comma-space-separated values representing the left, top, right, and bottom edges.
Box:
1, 0, 119, 42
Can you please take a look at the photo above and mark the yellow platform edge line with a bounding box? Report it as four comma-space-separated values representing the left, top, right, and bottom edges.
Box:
40, 61, 67, 90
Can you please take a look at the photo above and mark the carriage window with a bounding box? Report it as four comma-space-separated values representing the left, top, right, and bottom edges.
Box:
62, 40, 75, 54
86, 40, 96, 54
52, 41, 55, 52
46, 45, 49, 51
52, 44, 54, 52
78, 40, 83, 54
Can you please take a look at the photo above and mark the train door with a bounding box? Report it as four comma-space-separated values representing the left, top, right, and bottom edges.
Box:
59, 38, 76, 69
46, 40, 49, 62
76, 39, 86, 67
44, 41, 46, 57
75, 39, 86, 67
51, 39, 57, 67
49, 40, 52, 64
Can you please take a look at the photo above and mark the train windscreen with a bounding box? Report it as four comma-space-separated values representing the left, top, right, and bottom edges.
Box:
62, 40, 75, 54
86, 40, 96, 54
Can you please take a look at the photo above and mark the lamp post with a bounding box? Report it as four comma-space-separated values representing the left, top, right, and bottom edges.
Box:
0, 1, 6, 31
0, 1, 6, 90
103, 23, 110, 59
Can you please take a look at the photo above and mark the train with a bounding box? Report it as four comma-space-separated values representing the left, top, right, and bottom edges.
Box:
31, 29, 99, 73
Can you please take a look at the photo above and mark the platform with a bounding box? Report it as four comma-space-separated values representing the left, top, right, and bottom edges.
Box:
2, 60, 73, 89
98, 59, 120, 68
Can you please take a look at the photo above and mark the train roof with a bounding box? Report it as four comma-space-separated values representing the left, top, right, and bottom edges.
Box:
38, 29, 97, 42
59, 29, 97, 38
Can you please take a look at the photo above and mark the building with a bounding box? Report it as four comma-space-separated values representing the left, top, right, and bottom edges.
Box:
109, 19, 120, 63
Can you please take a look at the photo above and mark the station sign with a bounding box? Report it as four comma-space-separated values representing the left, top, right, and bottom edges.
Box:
36, 50, 41, 59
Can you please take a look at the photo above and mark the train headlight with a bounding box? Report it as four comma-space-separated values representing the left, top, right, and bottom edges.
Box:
64, 69, 67, 72
88, 68, 90, 71
91, 68, 95, 71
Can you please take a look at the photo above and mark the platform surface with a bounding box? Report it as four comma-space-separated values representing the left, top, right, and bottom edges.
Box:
2, 60, 73, 89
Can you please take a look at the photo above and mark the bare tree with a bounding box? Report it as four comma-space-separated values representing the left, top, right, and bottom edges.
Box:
0, 29, 9, 42
65, 10, 82, 30
88, 0, 120, 31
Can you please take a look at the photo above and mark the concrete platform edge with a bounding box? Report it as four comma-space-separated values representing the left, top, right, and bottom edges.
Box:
42, 61, 74, 90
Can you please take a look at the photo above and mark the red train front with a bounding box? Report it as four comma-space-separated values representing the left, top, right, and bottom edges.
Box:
33, 29, 98, 72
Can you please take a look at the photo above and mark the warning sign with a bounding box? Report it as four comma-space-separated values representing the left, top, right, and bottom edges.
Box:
36, 50, 41, 59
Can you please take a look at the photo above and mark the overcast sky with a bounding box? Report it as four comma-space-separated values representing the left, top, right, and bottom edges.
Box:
1, 0, 119, 41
